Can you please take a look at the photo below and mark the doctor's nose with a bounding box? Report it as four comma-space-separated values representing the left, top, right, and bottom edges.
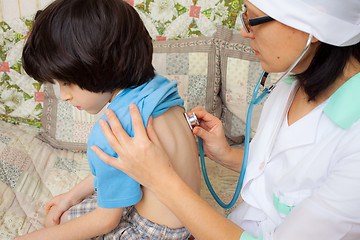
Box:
240, 27, 254, 39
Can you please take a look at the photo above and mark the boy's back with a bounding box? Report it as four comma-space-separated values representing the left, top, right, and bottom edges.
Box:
84, 75, 200, 229
136, 105, 200, 228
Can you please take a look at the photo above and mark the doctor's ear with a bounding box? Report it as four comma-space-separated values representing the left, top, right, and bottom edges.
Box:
311, 36, 319, 43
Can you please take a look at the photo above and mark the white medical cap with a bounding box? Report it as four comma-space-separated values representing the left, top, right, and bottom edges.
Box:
248, 0, 360, 46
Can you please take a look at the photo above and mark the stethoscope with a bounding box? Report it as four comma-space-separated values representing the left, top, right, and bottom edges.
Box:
185, 34, 313, 209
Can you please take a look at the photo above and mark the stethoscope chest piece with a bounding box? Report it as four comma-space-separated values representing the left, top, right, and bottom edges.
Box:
184, 112, 199, 131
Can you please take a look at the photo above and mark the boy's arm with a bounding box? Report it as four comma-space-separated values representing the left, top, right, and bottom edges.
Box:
17, 206, 123, 240
45, 174, 96, 226
67, 174, 96, 204
47, 174, 95, 210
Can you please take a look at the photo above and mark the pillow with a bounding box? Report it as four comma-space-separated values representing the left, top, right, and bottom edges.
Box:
152, 35, 221, 117
40, 34, 221, 152
39, 82, 105, 152
37, 28, 221, 152
217, 27, 281, 143
0, 17, 44, 127
10, 1, 243, 151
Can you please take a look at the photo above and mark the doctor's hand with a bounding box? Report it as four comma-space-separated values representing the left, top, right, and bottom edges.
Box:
90, 104, 175, 190
189, 106, 241, 172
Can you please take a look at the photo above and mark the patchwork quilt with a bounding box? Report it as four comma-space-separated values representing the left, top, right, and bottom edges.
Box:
0, 121, 89, 239
0, 120, 240, 238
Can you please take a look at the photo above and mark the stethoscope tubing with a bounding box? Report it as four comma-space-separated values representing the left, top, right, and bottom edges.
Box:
199, 34, 313, 209
199, 71, 269, 209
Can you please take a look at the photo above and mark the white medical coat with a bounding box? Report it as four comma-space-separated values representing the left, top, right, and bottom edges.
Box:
228, 73, 360, 240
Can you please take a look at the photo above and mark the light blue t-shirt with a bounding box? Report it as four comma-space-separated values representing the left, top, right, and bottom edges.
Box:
87, 75, 184, 208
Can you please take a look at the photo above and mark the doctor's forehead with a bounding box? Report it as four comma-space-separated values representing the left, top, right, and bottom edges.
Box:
244, 1, 258, 13
244, 0, 249, 7
243, 0, 254, 9
243, 1, 267, 16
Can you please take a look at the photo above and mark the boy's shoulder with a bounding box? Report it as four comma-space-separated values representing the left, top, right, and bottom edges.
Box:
109, 75, 184, 117
88, 75, 184, 145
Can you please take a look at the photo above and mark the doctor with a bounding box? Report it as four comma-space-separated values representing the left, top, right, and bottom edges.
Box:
91, 0, 360, 239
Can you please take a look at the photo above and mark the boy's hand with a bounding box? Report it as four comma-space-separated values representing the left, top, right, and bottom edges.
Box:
45, 192, 74, 226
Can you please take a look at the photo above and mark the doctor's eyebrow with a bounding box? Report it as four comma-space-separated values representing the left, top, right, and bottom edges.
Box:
243, 2, 248, 11
243, 2, 258, 18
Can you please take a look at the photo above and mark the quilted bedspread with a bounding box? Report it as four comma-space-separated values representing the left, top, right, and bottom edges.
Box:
0, 121, 90, 239
0, 122, 241, 239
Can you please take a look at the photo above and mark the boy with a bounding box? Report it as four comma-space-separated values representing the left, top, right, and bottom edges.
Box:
19, 0, 200, 239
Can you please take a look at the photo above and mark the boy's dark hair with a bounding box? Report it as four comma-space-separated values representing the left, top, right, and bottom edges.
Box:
296, 41, 360, 101
22, 0, 155, 93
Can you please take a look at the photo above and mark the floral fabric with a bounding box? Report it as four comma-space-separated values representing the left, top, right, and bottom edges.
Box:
129, 0, 243, 40
0, 17, 43, 127
0, 0, 243, 129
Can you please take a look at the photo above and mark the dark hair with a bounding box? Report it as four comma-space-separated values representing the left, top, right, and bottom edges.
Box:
295, 41, 360, 101
22, 0, 155, 93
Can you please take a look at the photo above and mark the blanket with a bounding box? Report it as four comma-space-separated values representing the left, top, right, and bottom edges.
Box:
0, 121, 241, 239
0, 121, 89, 239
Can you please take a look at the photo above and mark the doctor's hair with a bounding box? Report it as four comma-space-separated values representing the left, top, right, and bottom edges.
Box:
295, 41, 360, 101
22, 0, 155, 93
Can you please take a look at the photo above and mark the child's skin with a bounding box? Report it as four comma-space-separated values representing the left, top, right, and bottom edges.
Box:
15, 82, 200, 239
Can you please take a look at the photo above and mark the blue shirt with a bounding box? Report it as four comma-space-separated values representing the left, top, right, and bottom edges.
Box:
87, 75, 184, 208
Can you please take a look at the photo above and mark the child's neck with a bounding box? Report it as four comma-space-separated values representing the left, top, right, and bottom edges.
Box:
109, 89, 122, 103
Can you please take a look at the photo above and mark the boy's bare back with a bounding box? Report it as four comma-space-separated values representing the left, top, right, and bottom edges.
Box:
135, 106, 201, 228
